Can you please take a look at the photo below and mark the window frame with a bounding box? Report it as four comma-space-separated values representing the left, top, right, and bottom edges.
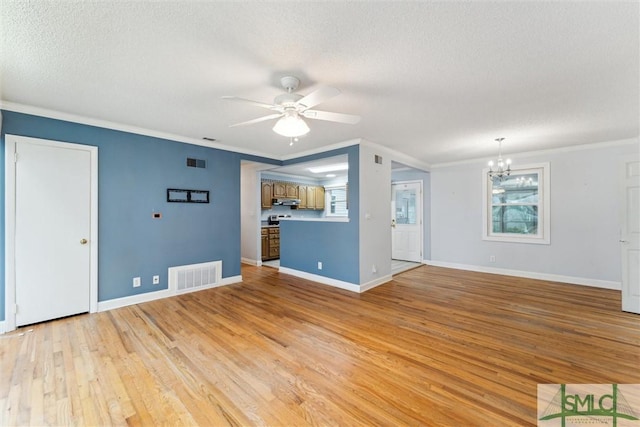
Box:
325, 184, 348, 217
482, 162, 550, 244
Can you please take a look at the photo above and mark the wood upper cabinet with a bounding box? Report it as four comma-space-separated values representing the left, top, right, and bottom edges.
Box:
272, 182, 286, 198
315, 186, 325, 210
261, 180, 325, 210
298, 185, 308, 209
285, 183, 298, 198
261, 182, 273, 209
306, 186, 316, 209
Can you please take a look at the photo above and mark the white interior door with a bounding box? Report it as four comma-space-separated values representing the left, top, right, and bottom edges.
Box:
621, 155, 640, 314
391, 181, 422, 262
7, 136, 97, 327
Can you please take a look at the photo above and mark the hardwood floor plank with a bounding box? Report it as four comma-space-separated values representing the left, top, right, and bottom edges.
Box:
2, 264, 639, 426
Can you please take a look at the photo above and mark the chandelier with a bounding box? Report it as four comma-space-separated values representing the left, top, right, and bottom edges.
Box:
488, 137, 511, 181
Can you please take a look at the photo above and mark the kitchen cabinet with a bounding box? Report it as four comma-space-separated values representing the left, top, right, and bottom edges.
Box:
315, 186, 325, 210
285, 183, 298, 198
261, 179, 324, 210
261, 229, 269, 260
298, 185, 308, 208
261, 182, 273, 209
269, 227, 280, 259
273, 182, 286, 198
306, 186, 316, 209
261, 226, 280, 261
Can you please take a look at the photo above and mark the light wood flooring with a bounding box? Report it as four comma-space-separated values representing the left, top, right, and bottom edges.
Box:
2, 265, 639, 426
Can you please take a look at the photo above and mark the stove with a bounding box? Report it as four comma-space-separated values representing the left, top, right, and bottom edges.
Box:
268, 214, 291, 225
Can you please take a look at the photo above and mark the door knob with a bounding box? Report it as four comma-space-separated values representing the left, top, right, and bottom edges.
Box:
80, 238, 88, 245
391, 219, 396, 228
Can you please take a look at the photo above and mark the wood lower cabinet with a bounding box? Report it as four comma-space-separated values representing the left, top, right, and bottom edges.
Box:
262, 227, 280, 261
261, 229, 269, 260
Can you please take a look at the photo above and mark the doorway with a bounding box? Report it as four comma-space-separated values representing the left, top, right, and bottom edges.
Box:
391, 180, 423, 263
5, 135, 98, 331
621, 154, 640, 314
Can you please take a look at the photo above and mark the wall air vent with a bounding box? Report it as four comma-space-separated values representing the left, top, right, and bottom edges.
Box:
374, 154, 383, 164
168, 261, 222, 295
187, 157, 206, 168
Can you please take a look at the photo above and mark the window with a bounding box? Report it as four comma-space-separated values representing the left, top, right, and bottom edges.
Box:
326, 185, 348, 217
482, 163, 550, 244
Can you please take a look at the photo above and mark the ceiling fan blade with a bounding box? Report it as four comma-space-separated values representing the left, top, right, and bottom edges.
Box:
302, 110, 361, 124
221, 96, 277, 110
297, 86, 341, 109
229, 113, 282, 127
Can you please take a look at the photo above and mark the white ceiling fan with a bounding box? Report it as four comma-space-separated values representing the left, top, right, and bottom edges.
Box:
222, 76, 361, 137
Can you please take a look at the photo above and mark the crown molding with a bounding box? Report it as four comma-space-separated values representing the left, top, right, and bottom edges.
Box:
0, 100, 279, 160
279, 138, 363, 161
430, 137, 640, 169
360, 139, 431, 171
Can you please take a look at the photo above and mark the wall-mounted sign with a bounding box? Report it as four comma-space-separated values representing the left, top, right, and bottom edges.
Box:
167, 189, 210, 203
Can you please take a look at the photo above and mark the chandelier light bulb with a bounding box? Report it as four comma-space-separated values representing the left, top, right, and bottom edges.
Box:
488, 137, 512, 182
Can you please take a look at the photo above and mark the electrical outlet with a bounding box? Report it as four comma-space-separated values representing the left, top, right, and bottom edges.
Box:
489, 255, 496, 263
153, 275, 160, 285
133, 277, 141, 287
317, 261, 323, 270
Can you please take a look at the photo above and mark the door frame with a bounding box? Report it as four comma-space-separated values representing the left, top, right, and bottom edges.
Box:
4, 134, 99, 332
391, 180, 423, 262
620, 152, 640, 313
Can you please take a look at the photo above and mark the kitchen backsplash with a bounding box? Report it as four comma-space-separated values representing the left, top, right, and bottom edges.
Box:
260, 204, 323, 221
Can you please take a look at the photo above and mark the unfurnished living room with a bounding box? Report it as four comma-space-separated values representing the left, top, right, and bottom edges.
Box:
1, 1, 639, 426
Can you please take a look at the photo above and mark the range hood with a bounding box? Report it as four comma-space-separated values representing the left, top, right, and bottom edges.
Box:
272, 198, 300, 206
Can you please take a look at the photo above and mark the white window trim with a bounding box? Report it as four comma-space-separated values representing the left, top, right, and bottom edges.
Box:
482, 162, 550, 244
325, 184, 348, 217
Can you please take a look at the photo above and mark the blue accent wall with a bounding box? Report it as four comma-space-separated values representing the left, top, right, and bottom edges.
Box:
279, 145, 360, 284
0, 111, 273, 319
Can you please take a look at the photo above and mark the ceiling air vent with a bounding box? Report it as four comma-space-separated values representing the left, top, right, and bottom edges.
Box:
187, 158, 206, 168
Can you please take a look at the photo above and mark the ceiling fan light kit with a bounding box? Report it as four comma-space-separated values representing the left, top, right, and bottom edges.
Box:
223, 75, 361, 139
273, 111, 310, 137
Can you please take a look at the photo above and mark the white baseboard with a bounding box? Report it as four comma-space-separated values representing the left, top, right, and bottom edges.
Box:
278, 267, 362, 293
241, 257, 261, 266
424, 260, 621, 290
360, 275, 393, 292
0, 320, 5, 334
97, 274, 243, 312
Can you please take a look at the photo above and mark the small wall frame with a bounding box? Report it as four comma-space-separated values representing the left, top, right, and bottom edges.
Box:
167, 188, 210, 203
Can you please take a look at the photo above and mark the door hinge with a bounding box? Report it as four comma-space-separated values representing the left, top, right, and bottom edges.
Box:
13, 304, 18, 314
14, 152, 18, 163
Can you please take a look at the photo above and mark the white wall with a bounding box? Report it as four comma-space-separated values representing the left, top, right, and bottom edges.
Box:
240, 163, 261, 264
359, 142, 392, 284
430, 138, 639, 288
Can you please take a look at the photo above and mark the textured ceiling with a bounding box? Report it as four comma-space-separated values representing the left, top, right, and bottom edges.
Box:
1, 1, 638, 165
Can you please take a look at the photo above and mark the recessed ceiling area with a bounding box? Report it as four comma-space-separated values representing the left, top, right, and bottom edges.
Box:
1, 2, 637, 165
263, 155, 349, 181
